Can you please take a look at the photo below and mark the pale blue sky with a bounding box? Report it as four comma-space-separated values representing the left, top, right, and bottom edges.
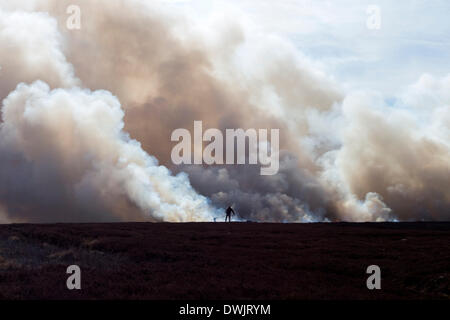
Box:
160, 0, 450, 95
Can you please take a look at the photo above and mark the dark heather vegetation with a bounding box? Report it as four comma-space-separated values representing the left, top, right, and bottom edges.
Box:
0, 222, 448, 299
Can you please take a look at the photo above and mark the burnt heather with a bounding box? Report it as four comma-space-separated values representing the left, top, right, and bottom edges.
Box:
0, 222, 448, 299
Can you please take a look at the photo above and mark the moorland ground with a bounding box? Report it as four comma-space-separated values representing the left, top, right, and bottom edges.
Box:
0, 222, 449, 299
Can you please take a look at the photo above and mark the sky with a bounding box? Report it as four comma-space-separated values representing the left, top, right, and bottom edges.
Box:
159, 0, 450, 95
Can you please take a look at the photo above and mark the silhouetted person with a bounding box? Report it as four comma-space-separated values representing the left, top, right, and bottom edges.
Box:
225, 206, 235, 222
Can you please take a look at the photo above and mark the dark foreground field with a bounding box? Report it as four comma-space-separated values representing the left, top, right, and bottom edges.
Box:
0, 222, 449, 300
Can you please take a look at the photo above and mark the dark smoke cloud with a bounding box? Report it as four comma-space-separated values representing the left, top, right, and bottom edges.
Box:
181, 151, 332, 222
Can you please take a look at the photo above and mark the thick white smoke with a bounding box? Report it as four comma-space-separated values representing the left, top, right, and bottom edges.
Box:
0, 9, 79, 100
0, 0, 449, 222
0, 81, 216, 222
320, 89, 450, 221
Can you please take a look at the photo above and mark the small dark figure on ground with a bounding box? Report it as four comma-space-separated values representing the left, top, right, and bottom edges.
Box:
225, 206, 235, 222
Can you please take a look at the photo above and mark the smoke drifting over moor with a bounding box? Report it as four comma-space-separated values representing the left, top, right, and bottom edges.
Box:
0, 0, 448, 222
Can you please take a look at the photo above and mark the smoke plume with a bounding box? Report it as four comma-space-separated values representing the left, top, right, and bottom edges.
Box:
0, 0, 448, 222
